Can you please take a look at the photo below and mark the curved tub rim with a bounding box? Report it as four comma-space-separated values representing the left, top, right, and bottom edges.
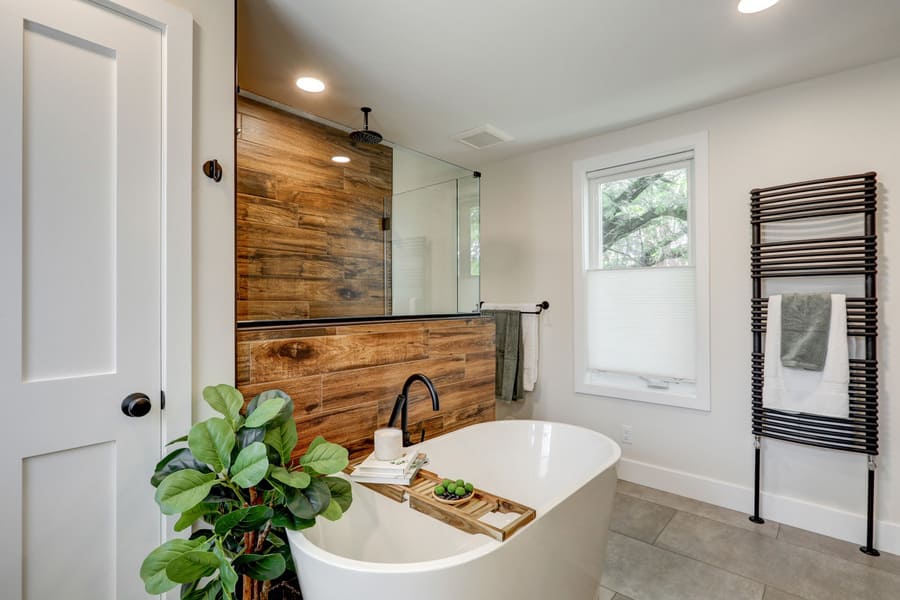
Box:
288, 419, 621, 574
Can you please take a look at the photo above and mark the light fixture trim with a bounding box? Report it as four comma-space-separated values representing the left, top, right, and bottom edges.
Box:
737, 0, 780, 14
331, 155, 351, 163
296, 76, 326, 93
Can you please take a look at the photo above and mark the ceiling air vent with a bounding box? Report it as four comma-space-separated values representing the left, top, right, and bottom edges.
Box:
452, 124, 514, 150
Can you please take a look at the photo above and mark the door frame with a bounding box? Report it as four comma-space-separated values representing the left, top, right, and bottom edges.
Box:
93, 0, 194, 533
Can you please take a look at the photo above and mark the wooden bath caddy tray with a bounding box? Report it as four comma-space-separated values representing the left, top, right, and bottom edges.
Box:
355, 469, 536, 541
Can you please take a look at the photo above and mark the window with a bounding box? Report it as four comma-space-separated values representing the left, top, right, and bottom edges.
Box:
573, 134, 710, 410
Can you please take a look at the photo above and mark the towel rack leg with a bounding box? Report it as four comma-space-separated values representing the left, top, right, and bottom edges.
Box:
749, 436, 765, 524
861, 456, 880, 556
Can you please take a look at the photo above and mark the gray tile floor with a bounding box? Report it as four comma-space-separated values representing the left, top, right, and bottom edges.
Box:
599, 480, 900, 600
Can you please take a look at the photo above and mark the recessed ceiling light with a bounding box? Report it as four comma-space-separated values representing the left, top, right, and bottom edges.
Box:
296, 77, 325, 93
331, 156, 350, 163
738, 0, 780, 13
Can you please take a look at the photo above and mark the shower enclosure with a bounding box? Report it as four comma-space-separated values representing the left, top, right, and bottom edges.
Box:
387, 173, 480, 316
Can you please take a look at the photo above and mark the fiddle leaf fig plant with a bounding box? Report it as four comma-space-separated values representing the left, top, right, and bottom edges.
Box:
141, 384, 352, 600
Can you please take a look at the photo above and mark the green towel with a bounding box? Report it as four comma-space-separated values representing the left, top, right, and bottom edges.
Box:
483, 310, 524, 401
780, 293, 832, 371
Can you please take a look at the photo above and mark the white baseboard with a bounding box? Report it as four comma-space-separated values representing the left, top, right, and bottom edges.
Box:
617, 458, 900, 556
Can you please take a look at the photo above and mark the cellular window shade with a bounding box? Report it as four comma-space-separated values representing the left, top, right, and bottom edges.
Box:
586, 266, 696, 380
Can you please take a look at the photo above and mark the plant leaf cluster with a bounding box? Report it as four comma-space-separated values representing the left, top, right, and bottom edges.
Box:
140, 385, 351, 599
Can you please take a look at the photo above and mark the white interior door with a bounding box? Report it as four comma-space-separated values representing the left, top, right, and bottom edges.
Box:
0, 1, 191, 598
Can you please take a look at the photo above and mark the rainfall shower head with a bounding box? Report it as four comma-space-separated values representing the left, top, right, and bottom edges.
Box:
349, 107, 383, 144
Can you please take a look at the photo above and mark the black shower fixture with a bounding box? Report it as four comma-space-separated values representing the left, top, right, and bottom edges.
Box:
349, 107, 383, 144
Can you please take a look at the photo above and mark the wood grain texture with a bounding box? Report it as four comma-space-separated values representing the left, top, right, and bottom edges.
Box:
237, 317, 496, 460
236, 96, 392, 321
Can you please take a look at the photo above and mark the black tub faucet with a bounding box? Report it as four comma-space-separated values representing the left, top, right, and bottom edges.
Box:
388, 373, 440, 447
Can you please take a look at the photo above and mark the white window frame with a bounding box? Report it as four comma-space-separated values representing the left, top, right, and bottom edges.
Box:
572, 132, 710, 411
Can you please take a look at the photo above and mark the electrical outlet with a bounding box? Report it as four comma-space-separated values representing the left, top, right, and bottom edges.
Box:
621, 425, 633, 445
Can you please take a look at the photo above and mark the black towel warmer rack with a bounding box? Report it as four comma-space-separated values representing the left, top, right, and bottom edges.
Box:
749, 171, 880, 556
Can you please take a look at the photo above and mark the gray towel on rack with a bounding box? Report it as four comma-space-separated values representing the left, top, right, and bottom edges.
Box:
483, 310, 524, 402
780, 293, 832, 371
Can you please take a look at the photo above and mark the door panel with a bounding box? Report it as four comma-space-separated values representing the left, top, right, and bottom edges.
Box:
0, 1, 171, 598
23, 442, 116, 599
22, 20, 118, 383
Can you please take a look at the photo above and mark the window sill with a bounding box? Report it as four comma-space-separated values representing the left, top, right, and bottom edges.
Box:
576, 373, 710, 411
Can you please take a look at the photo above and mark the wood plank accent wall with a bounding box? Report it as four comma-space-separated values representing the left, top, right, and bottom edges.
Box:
236, 97, 393, 321
236, 317, 496, 461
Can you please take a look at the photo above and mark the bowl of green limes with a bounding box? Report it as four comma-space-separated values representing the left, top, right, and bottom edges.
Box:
433, 478, 475, 504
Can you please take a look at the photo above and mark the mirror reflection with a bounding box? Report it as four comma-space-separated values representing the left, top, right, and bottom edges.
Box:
235, 95, 480, 323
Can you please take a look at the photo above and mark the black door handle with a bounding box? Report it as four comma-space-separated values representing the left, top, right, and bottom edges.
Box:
121, 393, 152, 417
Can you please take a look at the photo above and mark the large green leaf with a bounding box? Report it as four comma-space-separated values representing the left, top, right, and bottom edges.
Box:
264, 418, 298, 466
235, 426, 265, 451
286, 478, 331, 519
155, 470, 218, 515
284, 488, 315, 520
322, 476, 352, 512
166, 550, 220, 583
271, 506, 315, 531
246, 389, 293, 423
244, 396, 286, 428
265, 531, 286, 548
306, 435, 327, 453
188, 418, 235, 473
214, 543, 238, 599
213, 505, 273, 536
233, 553, 287, 581
299, 439, 348, 475
174, 502, 219, 532
202, 384, 244, 429
151, 448, 210, 488
270, 466, 310, 489
181, 580, 222, 600
230, 442, 269, 488
140, 537, 208, 594
321, 498, 343, 521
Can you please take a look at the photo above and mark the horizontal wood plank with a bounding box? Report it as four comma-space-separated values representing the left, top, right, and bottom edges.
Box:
324, 356, 465, 413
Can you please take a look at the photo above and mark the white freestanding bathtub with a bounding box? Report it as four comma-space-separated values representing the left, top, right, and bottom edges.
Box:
287, 420, 621, 600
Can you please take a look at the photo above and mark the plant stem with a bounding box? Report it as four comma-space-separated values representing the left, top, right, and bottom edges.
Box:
255, 520, 273, 552
223, 478, 249, 506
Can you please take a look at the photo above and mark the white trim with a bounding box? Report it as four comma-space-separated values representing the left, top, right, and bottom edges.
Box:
618, 458, 900, 556
572, 132, 710, 411
93, 0, 193, 562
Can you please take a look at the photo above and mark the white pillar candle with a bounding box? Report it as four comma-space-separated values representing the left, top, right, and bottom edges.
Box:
374, 427, 403, 461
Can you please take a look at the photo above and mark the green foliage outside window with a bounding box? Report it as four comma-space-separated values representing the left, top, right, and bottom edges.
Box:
600, 168, 689, 269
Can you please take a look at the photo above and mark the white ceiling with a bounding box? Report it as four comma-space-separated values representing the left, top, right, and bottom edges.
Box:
237, 0, 900, 169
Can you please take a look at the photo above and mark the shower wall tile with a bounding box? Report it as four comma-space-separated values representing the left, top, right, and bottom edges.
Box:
237, 317, 496, 460
237, 96, 393, 321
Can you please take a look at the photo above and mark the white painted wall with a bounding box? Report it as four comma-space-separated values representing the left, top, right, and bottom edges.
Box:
167, 0, 235, 421
481, 58, 900, 552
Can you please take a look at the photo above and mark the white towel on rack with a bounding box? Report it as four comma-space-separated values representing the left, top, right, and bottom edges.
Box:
481, 303, 540, 392
762, 294, 850, 418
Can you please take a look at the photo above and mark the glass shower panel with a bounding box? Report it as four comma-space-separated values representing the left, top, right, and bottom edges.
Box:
457, 175, 481, 314
391, 179, 460, 315
389, 175, 480, 316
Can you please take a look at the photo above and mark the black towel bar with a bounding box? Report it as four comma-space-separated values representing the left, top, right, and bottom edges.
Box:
479, 300, 549, 315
